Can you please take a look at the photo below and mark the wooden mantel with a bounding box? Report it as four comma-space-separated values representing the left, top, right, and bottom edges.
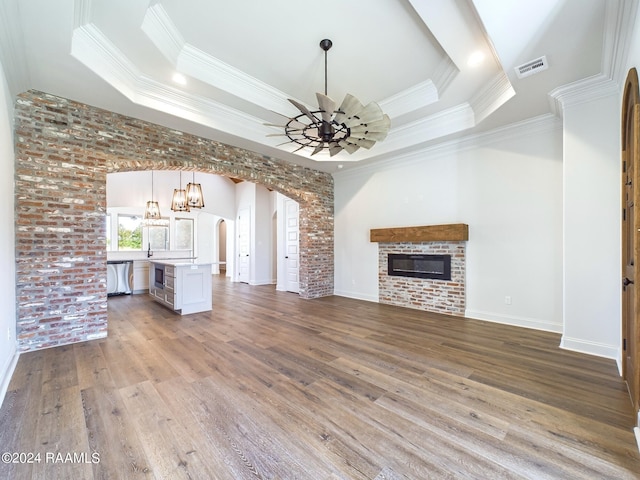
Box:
370, 223, 469, 243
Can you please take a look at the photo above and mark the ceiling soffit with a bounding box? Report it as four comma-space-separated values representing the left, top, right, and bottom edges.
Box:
69, 0, 512, 163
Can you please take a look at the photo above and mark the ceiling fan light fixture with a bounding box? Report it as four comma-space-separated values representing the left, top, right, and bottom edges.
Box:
271, 39, 390, 157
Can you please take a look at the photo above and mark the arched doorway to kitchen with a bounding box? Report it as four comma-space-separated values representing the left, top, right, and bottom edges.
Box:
13, 90, 334, 352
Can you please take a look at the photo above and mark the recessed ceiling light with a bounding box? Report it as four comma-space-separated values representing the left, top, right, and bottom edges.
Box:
467, 51, 485, 68
172, 73, 187, 85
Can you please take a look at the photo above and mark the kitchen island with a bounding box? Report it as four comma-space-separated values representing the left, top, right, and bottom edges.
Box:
148, 259, 212, 315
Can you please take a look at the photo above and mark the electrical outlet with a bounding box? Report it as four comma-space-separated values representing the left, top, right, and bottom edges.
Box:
504, 296, 512, 305
7, 327, 11, 341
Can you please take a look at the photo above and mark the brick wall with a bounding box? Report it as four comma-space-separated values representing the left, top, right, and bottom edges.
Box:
14, 90, 334, 352
378, 242, 466, 316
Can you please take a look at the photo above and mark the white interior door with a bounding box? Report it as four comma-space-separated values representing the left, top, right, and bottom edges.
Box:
284, 199, 299, 293
237, 207, 250, 283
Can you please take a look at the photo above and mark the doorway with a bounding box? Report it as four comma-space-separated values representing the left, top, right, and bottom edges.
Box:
237, 207, 251, 284
283, 198, 300, 293
218, 219, 227, 275
621, 67, 640, 413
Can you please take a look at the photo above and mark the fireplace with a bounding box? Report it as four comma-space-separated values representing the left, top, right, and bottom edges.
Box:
377, 242, 466, 316
387, 254, 451, 280
371, 224, 468, 316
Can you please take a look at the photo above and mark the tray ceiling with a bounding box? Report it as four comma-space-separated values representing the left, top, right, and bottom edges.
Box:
0, 0, 624, 172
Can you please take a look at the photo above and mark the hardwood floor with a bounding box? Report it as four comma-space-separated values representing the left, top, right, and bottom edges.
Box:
1, 276, 639, 479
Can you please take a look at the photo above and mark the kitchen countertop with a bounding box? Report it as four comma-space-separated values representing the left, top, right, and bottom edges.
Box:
148, 259, 211, 267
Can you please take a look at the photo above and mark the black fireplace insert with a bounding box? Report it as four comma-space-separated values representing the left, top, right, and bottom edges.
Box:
387, 253, 451, 280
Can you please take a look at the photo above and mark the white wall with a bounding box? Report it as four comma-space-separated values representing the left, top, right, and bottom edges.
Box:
0, 56, 17, 407
562, 93, 621, 359
335, 116, 564, 333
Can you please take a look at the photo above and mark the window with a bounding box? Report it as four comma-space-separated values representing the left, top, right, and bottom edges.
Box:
148, 223, 169, 251
117, 214, 142, 251
175, 218, 194, 251
106, 213, 111, 251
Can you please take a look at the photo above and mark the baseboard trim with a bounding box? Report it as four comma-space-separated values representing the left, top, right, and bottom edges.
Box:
0, 347, 19, 409
634, 427, 640, 454
333, 289, 378, 303
465, 309, 563, 333
560, 335, 618, 360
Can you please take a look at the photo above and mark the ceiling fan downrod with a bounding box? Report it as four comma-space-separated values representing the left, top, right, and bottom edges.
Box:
319, 38, 332, 96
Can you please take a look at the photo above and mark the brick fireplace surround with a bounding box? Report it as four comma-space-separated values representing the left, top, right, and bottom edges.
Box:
371, 224, 468, 316
13, 90, 334, 353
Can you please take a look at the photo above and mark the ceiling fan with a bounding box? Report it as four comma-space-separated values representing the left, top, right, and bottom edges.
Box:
268, 39, 391, 157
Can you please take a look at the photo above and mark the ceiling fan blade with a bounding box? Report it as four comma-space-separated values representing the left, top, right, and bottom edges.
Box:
349, 130, 388, 142
311, 142, 325, 156
362, 114, 391, 132
343, 102, 385, 127
345, 137, 376, 149
328, 143, 343, 156
288, 98, 319, 125
334, 94, 364, 124
291, 144, 309, 153
349, 121, 390, 135
338, 140, 360, 154
316, 93, 336, 123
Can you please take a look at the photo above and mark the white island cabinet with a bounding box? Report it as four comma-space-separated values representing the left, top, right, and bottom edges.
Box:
148, 260, 212, 315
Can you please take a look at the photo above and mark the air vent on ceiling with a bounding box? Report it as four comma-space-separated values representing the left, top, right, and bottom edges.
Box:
515, 55, 549, 79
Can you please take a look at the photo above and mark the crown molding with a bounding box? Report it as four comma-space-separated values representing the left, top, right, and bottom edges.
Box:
133, 76, 270, 142
379, 80, 439, 118
391, 103, 475, 146
548, 73, 619, 116
334, 113, 561, 179
71, 24, 139, 95
73, 0, 93, 28
469, 72, 515, 124
548, 0, 637, 117
337, 103, 476, 162
178, 44, 290, 114
431, 57, 459, 96
71, 24, 275, 148
601, 0, 639, 85
141, 3, 184, 65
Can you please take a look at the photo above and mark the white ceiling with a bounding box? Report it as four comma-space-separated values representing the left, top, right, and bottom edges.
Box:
0, 0, 627, 173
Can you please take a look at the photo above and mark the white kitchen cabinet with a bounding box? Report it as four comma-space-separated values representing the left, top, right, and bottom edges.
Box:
132, 260, 149, 293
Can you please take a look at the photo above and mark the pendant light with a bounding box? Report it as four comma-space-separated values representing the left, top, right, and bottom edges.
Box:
170, 171, 190, 212
144, 170, 161, 220
186, 172, 204, 209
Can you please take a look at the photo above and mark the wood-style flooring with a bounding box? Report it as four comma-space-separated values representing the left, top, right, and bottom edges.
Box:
1, 276, 639, 479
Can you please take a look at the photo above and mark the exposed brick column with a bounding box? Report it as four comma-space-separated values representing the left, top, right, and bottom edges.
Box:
14, 90, 334, 352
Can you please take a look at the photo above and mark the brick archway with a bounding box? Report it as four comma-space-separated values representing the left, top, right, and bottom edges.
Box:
14, 90, 333, 352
